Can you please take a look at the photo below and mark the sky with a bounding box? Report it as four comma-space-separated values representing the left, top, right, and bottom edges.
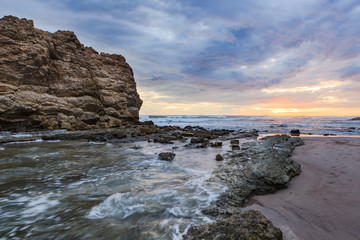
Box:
1, 0, 360, 116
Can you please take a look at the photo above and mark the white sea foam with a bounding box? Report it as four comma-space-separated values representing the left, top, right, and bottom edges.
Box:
87, 141, 106, 145
168, 206, 191, 217
171, 222, 192, 240
21, 193, 60, 218
87, 170, 225, 240
45, 140, 61, 143
3, 139, 44, 145
87, 192, 153, 219
67, 180, 87, 188
8, 133, 33, 138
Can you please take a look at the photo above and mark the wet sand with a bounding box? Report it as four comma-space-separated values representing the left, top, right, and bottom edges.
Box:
244, 137, 360, 240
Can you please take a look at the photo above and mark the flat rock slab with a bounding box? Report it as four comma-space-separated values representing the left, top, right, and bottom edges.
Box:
244, 137, 360, 240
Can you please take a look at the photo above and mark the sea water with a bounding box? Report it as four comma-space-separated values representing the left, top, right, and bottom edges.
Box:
0, 138, 230, 239
1, 115, 359, 239
141, 115, 360, 136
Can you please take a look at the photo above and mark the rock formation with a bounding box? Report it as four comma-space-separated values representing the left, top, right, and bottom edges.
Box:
0, 16, 142, 131
184, 210, 282, 240
206, 135, 304, 216
186, 135, 303, 239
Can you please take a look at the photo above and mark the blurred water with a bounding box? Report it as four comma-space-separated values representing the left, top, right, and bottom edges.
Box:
1, 115, 359, 239
141, 115, 360, 136
0, 139, 229, 239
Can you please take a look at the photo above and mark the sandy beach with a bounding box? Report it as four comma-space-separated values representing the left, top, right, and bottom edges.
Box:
244, 137, 360, 240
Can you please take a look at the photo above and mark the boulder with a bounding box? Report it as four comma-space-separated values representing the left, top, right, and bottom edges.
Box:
231, 145, 240, 150
184, 210, 282, 240
153, 137, 174, 144
215, 154, 224, 161
190, 137, 202, 144
210, 142, 222, 148
158, 152, 176, 161
290, 129, 300, 136
139, 121, 158, 135
196, 139, 210, 148
0, 16, 142, 131
350, 117, 360, 121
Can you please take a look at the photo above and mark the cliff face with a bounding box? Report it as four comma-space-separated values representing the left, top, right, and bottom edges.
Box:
0, 16, 142, 131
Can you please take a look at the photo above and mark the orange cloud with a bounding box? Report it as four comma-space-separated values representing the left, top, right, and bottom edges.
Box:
261, 81, 343, 93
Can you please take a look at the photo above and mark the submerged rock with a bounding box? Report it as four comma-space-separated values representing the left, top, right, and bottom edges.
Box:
350, 117, 360, 121
184, 210, 282, 240
231, 145, 240, 150
0, 16, 142, 131
158, 152, 175, 161
153, 136, 175, 144
215, 154, 224, 161
210, 141, 222, 148
190, 137, 203, 144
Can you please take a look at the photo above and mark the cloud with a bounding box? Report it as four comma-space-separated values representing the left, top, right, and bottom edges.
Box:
262, 81, 344, 93
1, 0, 360, 115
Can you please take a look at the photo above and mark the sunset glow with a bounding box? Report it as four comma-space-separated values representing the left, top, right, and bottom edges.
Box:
261, 81, 344, 94
255, 108, 299, 114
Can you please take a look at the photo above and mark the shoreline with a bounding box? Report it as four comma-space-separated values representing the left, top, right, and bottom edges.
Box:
259, 133, 360, 138
185, 134, 304, 239
244, 137, 360, 240
1, 126, 360, 239
1, 127, 359, 145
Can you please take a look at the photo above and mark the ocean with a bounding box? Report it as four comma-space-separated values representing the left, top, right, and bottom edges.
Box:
0, 115, 359, 239
141, 115, 360, 136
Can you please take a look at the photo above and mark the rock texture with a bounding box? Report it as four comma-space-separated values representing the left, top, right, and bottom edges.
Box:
185, 135, 303, 240
158, 152, 176, 161
184, 210, 282, 240
0, 16, 142, 131
205, 135, 304, 216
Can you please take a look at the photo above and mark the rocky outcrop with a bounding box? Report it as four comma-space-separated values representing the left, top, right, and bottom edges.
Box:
205, 135, 304, 216
198, 135, 304, 219
185, 135, 303, 239
184, 210, 282, 240
0, 16, 142, 131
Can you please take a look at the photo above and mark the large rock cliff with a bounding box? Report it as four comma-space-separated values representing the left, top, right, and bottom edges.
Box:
0, 16, 142, 131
